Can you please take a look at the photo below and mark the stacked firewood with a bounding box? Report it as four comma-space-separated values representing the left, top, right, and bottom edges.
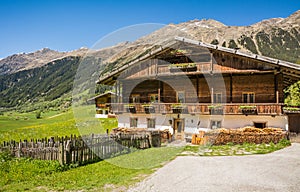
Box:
160, 129, 172, 143
111, 127, 171, 143
199, 127, 287, 145
111, 127, 148, 134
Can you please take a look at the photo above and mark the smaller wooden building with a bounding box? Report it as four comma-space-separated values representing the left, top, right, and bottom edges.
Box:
89, 91, 117, 118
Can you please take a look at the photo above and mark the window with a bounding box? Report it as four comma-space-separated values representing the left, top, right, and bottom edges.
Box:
211, 120, 221, 129
254, 122, 267, 128
243, 92, 255, 103
149, 94, 159, 103
147, 118, 156, 128
177, 91, 185, 103
131, 94, 140, 103
130, 117, 138, 128
213, 93, 222, 103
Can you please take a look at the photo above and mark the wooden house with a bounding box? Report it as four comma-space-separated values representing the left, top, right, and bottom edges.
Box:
97, 37, 300, 139
89, 91, 117, 118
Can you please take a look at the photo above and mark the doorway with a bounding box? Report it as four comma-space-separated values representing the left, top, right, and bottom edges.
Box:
173, 118, 185, 140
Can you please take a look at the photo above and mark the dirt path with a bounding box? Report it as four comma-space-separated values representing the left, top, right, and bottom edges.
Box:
47, 113, 63, 119
128, 143, 300, 192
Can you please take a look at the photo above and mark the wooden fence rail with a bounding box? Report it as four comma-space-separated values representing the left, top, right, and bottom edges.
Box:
0, 132, 160, 165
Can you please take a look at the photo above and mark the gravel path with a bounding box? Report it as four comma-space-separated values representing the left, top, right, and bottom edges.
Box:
128, 143, 300, 192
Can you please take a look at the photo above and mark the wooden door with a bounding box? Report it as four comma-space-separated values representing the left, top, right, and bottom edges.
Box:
173, 118, 185, 140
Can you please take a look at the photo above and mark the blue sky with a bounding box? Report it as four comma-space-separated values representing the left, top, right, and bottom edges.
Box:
0, 0, 299, 58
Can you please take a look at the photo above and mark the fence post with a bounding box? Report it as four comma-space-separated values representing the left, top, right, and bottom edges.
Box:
59, 138, 64, 165
65, 140, 71, 165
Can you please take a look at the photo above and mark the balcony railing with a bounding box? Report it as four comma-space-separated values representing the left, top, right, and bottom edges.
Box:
111, 103, 284, 115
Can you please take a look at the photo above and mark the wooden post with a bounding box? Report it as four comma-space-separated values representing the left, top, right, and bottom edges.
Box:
211, 88, 214, 104
65, 140, 71, 164
59, 142, 64, 165
274, 72, 278, 103
230, 74, 233, 103
210, 51, 213, 73
196, 76, 199, 102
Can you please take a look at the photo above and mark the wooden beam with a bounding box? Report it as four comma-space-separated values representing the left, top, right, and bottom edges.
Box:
230, 74, 233, 103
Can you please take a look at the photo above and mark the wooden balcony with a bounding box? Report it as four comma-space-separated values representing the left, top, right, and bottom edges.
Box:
111, 103, 284, 115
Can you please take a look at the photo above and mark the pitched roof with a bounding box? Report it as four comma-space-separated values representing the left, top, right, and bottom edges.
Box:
175, 37, 300, 71
87, 91, 117, 101
97, 37, 300, 87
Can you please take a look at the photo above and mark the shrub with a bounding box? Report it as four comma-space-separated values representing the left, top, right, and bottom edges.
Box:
35, 110, 42, 119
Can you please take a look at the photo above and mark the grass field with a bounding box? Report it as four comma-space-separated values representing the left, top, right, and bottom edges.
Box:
0, 146, 183, 191
0, 106, 117, 142
0, 108, 182, 191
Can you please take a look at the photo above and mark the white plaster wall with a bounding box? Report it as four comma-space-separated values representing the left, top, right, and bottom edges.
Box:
117, 113, 173, 130
117, 113, 288, 133
95, 114, 108, 118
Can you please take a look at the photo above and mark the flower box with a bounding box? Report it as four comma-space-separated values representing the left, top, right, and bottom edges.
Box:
143, 105, 155, 114
169, 63, 197, 72
170, 49, 188, 56
283, 107, 300, 113
208, 105, 224, 115
171, 104, 187, 114
239, 106, 257, 115
125, 104, 136, 113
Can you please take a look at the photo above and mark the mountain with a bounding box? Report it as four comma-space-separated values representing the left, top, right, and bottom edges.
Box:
0, 43, 127, 110
175, 10, 300, 62
103, 10, 300, 72
0, 47, 88, 75
1, 10, 300, 110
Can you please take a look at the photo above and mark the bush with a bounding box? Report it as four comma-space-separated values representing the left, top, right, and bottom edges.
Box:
35, 110, 42, 119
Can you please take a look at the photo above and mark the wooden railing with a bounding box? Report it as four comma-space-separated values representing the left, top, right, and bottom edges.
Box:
111, 103, 284, 115
156, 62, 238, 75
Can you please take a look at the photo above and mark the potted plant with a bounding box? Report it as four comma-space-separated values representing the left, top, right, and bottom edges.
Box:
239, 105, 257, 115
171, 103, 187, 113
169, 63, 197, 72
208, 105, 224, 115
283, 106, 300, 113
170, 49, 188, 56
142, 104, 155, 114
125, 104, 136, 113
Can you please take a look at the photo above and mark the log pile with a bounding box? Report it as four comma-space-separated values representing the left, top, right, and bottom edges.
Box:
160, 129, 172, 143
195, 127, 287, 145
111, 128, 170, 146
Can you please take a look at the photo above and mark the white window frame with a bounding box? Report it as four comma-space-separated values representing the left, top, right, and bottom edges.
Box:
130, 117, 138, 128
213, 92, 222, 103
147, 118, 156, 128
210, 120, 222, 129
177, 91, 185, 103
242, 92, 255, 103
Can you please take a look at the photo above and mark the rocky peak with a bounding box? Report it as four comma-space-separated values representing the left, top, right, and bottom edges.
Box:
191, 19, 227, 28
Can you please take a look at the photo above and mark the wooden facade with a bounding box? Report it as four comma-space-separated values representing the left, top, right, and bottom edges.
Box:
89, 91, 116, 118
97, 37, 300, 138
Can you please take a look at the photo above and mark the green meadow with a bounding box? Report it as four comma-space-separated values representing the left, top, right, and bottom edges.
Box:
0, 106, 117, 142
0, 107, 184, 191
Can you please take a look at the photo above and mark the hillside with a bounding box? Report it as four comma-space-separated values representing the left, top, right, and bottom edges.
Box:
0, 48, 88, 75
0, 56, 80, 110
0, 42, 127, 111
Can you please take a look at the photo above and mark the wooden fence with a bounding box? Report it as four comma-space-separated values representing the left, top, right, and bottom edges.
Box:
0, 132, 160, 165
